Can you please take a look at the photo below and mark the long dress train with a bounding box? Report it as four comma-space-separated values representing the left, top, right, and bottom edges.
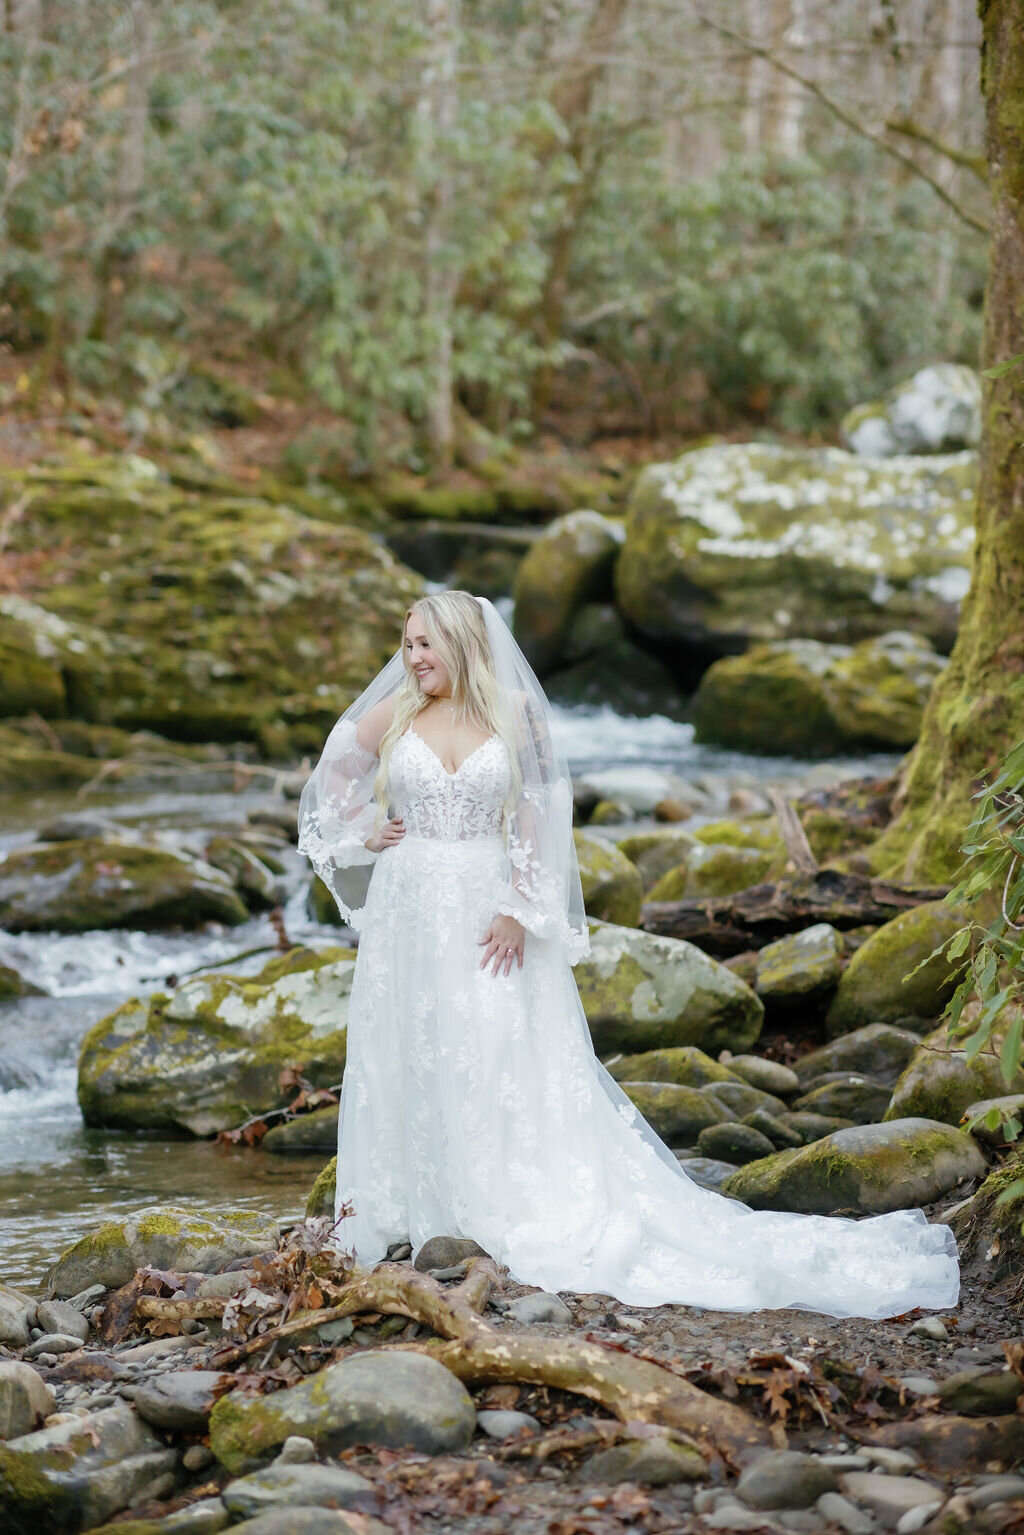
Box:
326, 728, 959, 1320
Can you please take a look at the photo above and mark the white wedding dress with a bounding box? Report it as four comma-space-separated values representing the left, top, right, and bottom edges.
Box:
327, 726, 960, 1320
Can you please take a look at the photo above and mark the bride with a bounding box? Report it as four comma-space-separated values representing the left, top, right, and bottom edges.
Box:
298, 590, 959, 1319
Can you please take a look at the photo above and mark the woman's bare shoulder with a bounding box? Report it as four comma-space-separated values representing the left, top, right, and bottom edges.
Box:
355, 696, 398, 755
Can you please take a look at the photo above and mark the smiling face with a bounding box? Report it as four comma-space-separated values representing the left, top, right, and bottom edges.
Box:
405, 610, 452, 698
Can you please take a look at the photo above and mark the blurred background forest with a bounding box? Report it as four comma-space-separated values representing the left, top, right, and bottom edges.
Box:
0, 0, 989, 473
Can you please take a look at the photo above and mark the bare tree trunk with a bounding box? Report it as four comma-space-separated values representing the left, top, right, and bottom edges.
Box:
418, 0, 459, 469
741, 0, 767, 152
766, 0, 805, 155
90, 0, 152, 341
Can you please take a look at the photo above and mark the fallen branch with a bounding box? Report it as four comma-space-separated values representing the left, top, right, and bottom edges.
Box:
767, 788, 818, 876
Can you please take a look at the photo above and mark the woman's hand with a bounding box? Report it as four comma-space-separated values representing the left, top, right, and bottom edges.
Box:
479, 914, 525, 976
364, 816, 405, 853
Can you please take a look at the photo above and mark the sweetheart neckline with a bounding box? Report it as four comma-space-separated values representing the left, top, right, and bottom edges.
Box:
402, 728, 501, 779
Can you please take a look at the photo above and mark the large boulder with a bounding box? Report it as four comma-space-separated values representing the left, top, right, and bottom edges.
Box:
209, 1351, 476, 1472
512, 510, 624, 674
825, 902, 965, 1038
722, 1118, 985, 1214
840, 364, 982, 457
693, 632, 946, 756
0, 838, 249, 932
0, 455, 422, 752
609, 1046, 743, 1090
48, 1206, 277, 1295
647, 842, 776, 902
78, 946, 353, 1135
621, 1082, 726, 1144
793, 1024, 921, 1086
576, 923, 764, 1056
615, 443, 976, 657
755, 924, 843, 1009
617, 829, 699, 892
574, 831, 643, 926
884, 1019, 1024, 1126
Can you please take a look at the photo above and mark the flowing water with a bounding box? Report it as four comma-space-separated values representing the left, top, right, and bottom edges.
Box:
0, 708, 898, 1289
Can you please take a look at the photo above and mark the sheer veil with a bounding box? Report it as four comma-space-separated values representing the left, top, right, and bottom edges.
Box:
297, 594, 590, 964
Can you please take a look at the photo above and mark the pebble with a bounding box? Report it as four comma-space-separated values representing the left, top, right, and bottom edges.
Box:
0, 1360, 55, 1438
776, 1513, 825, 1533
894, 1504, 943, 1534
221, 1463, 378, 1521
476, 1409, 539, 1440
580, 1436, 708, 1486
36, 1299, 90, 1343
841, 1472, 944, 1526
816, 1490, 876, 1535
504, 1291, 574, 1326
896, 1375, 938, 1396
702, 1498, 787, 1531
66, 1284, 108, 1312
909, 1318, 948, 1341
862, 1447, 920, 1474
183, 1444, 216, 1471
737, 1451, 839, 1510
274, 1435, 317, 1464
133, 1370, 227, 1433
24, 1333, 84, 1359
969, 1477, 1024, 1509
817, 1454, 872, 1471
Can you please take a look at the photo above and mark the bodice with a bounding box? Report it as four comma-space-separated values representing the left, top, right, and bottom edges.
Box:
389, 730, 510, 842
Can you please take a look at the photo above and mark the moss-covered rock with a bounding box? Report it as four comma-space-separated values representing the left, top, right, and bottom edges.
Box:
621, 1081, 725, 1144
647, 843, 776, 903
617, 829, 699, 892
77, 945, 354, 1135
576, 922, 764, 1057
722, 1117, 985, 1214
694, 819, 782, 853
209, 1351, 476, 1473
0, 963, 42, 1001
574, 831, 644, 926
791, 1076, 893, 1125
724, 1056, 801, 1097
701, 1079, 787, 1120
840, 365, 981, 457
608, 1046, 743, 1090
697, 1121, 776, 1164
947, 1158, 1024, 1279
693, 633, 947, 757
512, 510, 624, 674
0, 838, 249, 931
884, 1020, 1024, 1127
743, 1107, 805, 1149
262, 1104, 340, 1154
793, 1024, 921, 1087
755, 924, 843, 1007
203, 837, 279, 909
616, 443, 976, 656
825, 902, 966, 1038
306, 1157, 337, 1218
48, 1207, 276, 1296
779, 1111, 856, 1145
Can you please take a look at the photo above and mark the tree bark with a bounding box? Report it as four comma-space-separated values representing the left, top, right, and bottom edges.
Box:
418, 0, 460, 469
872, 0, 1024, 883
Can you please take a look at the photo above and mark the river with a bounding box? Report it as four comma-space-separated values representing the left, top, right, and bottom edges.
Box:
0, 707, 898, 1290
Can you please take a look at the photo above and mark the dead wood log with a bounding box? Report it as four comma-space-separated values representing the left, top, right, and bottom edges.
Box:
203, 1258, 769, 1463
766, 788, 818, 875
136, 1296, 230, 1321
642, 869, 950, 956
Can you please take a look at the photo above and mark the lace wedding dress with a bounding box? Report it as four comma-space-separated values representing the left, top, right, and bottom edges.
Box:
310, 725, 960, 1320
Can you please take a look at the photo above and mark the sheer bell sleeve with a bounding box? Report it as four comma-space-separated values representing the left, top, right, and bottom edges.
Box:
297, 716, 382, 926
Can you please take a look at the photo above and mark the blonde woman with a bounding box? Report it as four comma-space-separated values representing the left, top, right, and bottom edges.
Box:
299, 592, 959, 1318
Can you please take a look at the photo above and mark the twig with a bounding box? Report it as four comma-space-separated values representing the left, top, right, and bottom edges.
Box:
767, 788, 818, 876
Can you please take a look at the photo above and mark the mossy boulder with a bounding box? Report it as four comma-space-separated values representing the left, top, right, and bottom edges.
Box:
617, 829, 699, 892
884, 1020, 1024, 1127
755, 924, 843, 1007
724, 1056, 801, 1097
693, 632, 947, 757
77, 946, 354, 1136
203, 837, 279, 909
0, 838, 249, 932
825, 902, 966, 1038
697, 1122, 777, 1164
576, 922, 764, 1057
840, 364, 982, 457
743, 1107, 805, 1149
48, 1207, 277, 1296
621, 1081, 726, 1144
306, 1157, 337, 1218
947, 1158, 1024, 1279
722, 1117, 985, 1214
0, 963, 42, 1001
208, 1351, 476, 1473
512, 510, 624, 674
647, 842, 776, 903
793, 1024, 921, 1087
792, 1076, 893, 1125
574, 831, 643, 926
616, 443, 976, 656
262, 1104, 340, 1154
608, 1046, 743, 1090
702, 1079, 787, 1120
780, 1111, 856, 1144
694, 819, 782, 853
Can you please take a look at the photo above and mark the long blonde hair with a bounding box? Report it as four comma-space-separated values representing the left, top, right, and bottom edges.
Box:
373, 591, 521, 821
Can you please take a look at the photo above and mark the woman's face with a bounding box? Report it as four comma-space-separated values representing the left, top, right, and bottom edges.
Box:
405, 612, 452, 698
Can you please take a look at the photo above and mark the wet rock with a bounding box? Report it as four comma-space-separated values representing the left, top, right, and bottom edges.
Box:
49, 1207, 277, 1295
221, 1464, 378, 1521
581, 1436, 707, 1485
616, 443, 975, 657
721, 1117, 984, 1214
624, 1082, 726, 1143
825, 903, 966, 1038
78, 945, 353, 1136
209, 1350, 476, 1472
0, 1363, 54, 1440
697, 1122, 777, 1164
694, 632, 947, 757
476, 1410, 539, 1439
755, 925, 843, 1008
840, 1472, 944, 1527
937, 1368, 1022, 1416
305, 1158, 336, 1219
0, 838, 249, 932
743, 1107, 805, 1149
702, 1080, 787, 1119
610, 1046, 743, 1090
512, 510, 624, 675
617, 828, 699, 892
0, 1399, 177, 1531
737, 1450, 839, 1509
885, 1021, 1024, 1126
576, 923, 764, 1057
676, 1156, 738, 1191
0, 1283, 33, 1349
0, 961, 43, 1000
133, 1371, 229, 1433
575, 832, 644, 926
780, 1111, 856, 1144
36, 1300, 89, 1344
413, 1235, 489, 1272
724, 1055, 801, 1098
841, 364, 981, 456
261, 1105, 340, 1154
648, 842, 776, 902
793, 1025, 921, 1087
504, 1292, 573, 1326
793, 1076, 893, 1125
204, 837, 279, 909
